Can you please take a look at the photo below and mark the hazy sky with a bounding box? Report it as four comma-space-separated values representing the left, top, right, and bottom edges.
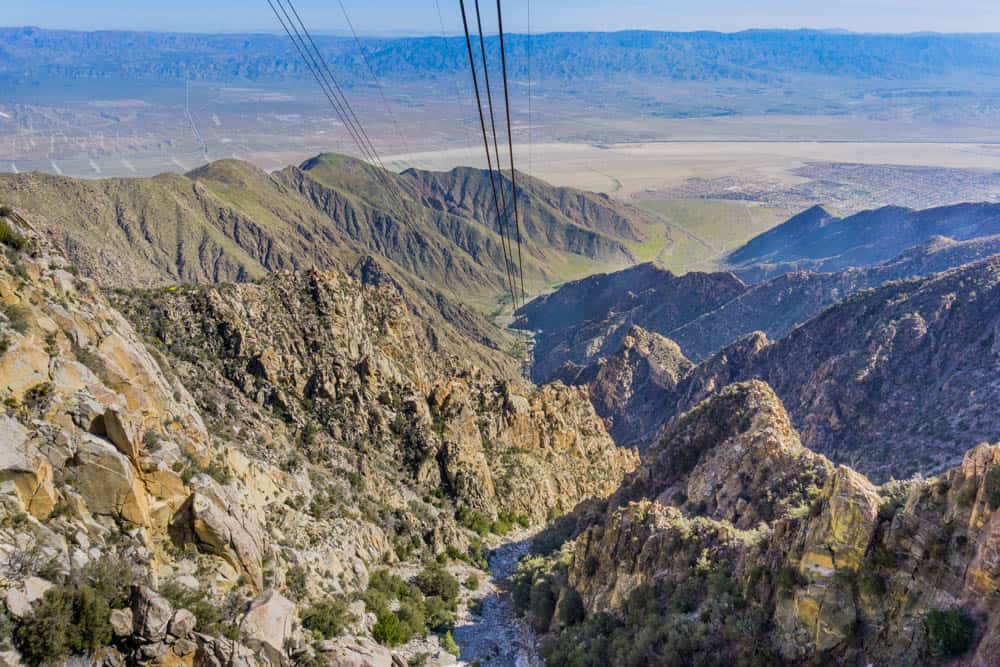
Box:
3, 0, 1000, 35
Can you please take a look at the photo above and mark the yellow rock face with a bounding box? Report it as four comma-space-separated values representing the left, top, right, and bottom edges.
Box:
0, 334, 50, 401
12, 457, 58, 520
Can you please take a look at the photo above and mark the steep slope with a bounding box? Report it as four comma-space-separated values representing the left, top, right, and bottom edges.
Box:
514, 263, 746, 381
676, 256, 1000, 481
671, 233, 1000, 361
728, 202, 1000, 282
552, 325, 692, 450
0, 154, 655, 366
516, 382, 1000, 666
0, 213, 636, 665
402, 166, 646, 267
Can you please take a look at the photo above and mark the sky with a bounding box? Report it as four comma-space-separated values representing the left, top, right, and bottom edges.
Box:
3, 0, 1000, 35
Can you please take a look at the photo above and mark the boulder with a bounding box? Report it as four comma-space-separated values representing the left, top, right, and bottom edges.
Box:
0, 416, 57, 519
189, 489, 265, 591
240, 589, 299, 663
89, 407, 142, 464
315, 637, 394, 667
111, 608, 134, 637
4, 576, 54, 619
0, 650, 23, 667
132, 586, 174, 642
194, 634, 266, 667
74, 434, 150, 526
173, 638, 197, 657
0, 332, 49, 401
169, 608, 197, 639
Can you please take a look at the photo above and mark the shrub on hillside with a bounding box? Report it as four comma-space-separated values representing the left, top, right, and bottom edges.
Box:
926, 608, 975, 657
372, 610, 409, 646
557, 588, 586, 626
13, 585, 112, 666
441, 630, 460, 657
301, 597, 353, 640
0, 218, 26, 251
414, 564, 459, 606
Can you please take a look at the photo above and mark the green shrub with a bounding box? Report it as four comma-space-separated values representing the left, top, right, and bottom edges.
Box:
75, 556, 139, 609
0, 608, 12, 650
557, 588, 586, 626
457, 506, 491, 536
985, 467, 1000, 510
441, 629, 460, 657
0, 204, 12, 218
13, 585, 112, 666
774, 566, 803, 596
490, 518, 513, 536
0, 217, 27, 251
1, 303, 30, 334
529, 579, 557, 632
424, 595, 455, 630
415, 564, 459, 606
926, 608, 975, 657
463, 574, 480, 591
301, 597, 353, 640
857, 569, 886, 597
372, 610, 410, 646
159, 581, 240, 639
286, 564, 307, 601
397, 598, 426, 638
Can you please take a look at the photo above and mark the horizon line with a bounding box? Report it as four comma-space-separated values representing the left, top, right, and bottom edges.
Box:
3, 24, 1000, 39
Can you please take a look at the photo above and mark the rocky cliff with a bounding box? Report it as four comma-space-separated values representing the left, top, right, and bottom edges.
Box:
514, 263, 746, 382
552, 325, 692, 449
516, 381, 1000, 666
677, 256, 1000, 481
0, 211, 635, 666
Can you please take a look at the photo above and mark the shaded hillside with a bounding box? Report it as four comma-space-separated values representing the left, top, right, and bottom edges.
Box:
523, 231, 1000, 383
402, 167, 647, 268
514, 263, 746, 381
672, 234, 1000, 361
677, 257, 1000, 481
0, 154, 647, 303
552, 326, 692, 449
728, 202, 1000, 282
517, 381, 1000, 666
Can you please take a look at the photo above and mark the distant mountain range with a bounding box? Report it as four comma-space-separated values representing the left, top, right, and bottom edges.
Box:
0, 153, 654, 370
5, 27, 1000, 84
728, 203, 1000, 282
519, 200, 1000, 480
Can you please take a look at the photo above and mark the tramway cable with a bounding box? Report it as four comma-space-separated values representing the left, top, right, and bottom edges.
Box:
458, 0, 520, 311
472, 0, 520, 309
495, 0, 527, 305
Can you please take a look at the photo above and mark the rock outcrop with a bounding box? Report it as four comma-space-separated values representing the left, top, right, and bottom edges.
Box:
519, 381, 1000, 666
552, 325, 692, 449
0, 212, 634, 665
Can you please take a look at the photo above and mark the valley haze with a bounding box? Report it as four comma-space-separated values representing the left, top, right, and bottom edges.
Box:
2, 15, 1000, 667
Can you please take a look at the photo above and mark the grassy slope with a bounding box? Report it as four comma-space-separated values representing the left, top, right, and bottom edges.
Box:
634, 199, 791, 273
